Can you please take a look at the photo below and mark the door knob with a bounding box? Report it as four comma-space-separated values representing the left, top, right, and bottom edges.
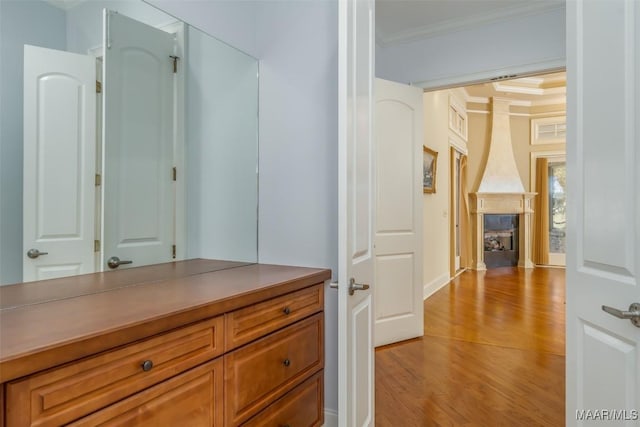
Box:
27, 248, 48, 259
107, 256, 133, 269
329, 278, 370, 295
602, 303, 640, 327
348, 278, 370, 296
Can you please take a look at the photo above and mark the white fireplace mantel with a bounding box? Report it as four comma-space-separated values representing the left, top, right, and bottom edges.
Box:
470, 192, 536, 270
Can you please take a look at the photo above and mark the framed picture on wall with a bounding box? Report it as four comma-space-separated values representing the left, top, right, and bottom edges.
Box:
423, 146, 438, 194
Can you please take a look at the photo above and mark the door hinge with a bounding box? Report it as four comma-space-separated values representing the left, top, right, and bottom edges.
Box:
94, 240, 100, 253
170, 55, 179, 73
172, 245, 176, 259
96, 80, 102, 93
172, 167, 177, 181
95, 174, 102, 186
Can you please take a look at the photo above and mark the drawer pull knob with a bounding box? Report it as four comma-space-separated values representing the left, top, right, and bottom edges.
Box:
141, 360, 154, 372
283, 358, 291, 367
283, 307, 291, 315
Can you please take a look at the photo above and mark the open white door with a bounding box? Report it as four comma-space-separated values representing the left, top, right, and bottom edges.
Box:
23, 45, 96, 282
374, 78, 423, 347
338, 0, 375, 425
566, 0, 640, 424
102, 10, 175, 271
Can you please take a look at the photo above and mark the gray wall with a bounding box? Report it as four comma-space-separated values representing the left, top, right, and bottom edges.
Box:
254, 0, 339, 413
0, 0, 66, 285
147, 0, 340, 414
186, 25, 259, 262
376, 7, 566, 87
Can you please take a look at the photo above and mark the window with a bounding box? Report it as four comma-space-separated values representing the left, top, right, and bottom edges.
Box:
531, 116, 566, 145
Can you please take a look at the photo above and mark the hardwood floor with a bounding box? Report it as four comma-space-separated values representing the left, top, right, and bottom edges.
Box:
375, 267, 565, 426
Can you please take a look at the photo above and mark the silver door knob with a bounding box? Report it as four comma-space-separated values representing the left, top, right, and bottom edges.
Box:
602, 303, 640, 327
27, 248, 48, 259
329, 279, 370, 295
348, 278, 370, 296
107, 256, 133, 269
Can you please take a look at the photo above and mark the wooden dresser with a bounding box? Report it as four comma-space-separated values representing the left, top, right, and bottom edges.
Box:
0, 260, 330, 426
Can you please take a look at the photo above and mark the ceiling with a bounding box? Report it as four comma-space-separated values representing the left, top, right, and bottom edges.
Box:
463, 71, 566, 106
376, 0, 564, 45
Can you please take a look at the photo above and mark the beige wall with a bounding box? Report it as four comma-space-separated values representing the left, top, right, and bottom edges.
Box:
422, 91, 451, 293
423, 92, 566, 291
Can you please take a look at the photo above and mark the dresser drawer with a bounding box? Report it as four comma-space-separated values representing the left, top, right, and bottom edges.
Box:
225, 313, 324, 426
242, 371, 323, 427
225, 284, 323, 351
68, 358, 223, 427
6, 316, 224, 427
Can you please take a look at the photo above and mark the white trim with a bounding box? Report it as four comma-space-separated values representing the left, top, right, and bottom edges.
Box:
423, 272, 450, 300
463, 95, 566, 108
323, 409, 339, 427
449, 136, 468, 156
377, 3, 564, 46
413, 59, 566, 91
171, 22, 187, 261
492, 82, 566, 96
530, 115, 566, 145
468, 109, 567, 118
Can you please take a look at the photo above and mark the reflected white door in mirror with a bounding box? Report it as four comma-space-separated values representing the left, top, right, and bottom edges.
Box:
22, 11, 184, 282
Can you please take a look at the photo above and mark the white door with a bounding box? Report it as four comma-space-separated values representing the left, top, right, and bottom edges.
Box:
337, 0, 375, 425
23, 45, 96, 282
374, 78, 423, 347
102, 11, 175, 271
566, 0, 640, 424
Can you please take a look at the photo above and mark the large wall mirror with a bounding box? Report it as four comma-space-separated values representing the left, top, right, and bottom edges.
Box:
0, 0, 259, 286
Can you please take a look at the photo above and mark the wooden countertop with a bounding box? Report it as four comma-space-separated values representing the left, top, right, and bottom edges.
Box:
0, 260, 331, 383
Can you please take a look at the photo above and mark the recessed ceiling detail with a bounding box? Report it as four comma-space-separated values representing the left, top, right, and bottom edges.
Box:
464, 72, 566, 107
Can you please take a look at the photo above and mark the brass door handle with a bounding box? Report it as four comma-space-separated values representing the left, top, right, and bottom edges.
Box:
27, 249, 48, 259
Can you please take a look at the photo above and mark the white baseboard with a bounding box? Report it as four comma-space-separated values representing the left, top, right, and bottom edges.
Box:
323, 409, 338, 427
423, 272, 450, 300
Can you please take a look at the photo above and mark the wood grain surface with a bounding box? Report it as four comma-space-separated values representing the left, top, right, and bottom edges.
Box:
376, 267, 565, 426
0, 261, 330, 383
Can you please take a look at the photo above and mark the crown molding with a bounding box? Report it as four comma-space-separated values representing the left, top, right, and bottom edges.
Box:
464, 95, 565, 108
377, 2, 564, 47
492, 81, 566, 96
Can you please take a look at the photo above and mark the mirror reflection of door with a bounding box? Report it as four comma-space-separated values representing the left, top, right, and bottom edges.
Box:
547, 159, 566, 266
22, 10, 181, 281
23, 46, 97, 281
102, 10, 177, 272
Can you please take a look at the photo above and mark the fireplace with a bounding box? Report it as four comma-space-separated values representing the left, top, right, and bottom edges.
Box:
470, 192, 535, 270
484, 214, 519, 268
468, 98, 535, 270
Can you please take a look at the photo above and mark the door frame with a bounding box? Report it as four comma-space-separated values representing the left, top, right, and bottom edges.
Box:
530, 150, 566, 267
449, 141, 468, 278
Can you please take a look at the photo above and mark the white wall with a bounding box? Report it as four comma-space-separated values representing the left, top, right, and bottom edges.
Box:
0, 0, 66, 285
376, 7, 566, 88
